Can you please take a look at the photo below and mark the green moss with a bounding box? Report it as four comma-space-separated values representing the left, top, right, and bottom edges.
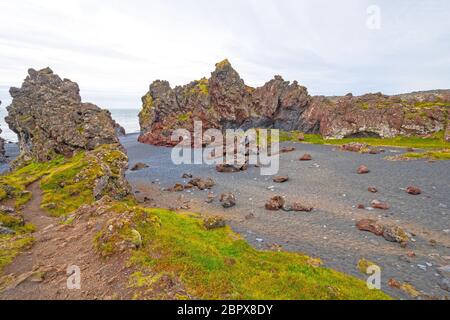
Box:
0, 236, 34, 273
414, 101, 450, 108
139, 93, 154, 128
177, 112, 192, 122
402, 150, 450, 160
215, 59, 231, 70
95, 200, 390, 300
277, 130, 449, 150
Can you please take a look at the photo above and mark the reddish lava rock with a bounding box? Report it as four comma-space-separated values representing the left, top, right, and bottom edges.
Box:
357, 204, 366, 209
368, 187, 378, 193
388, 279, 402, 289
299, 154, 312, 161
281, 147, 296, 153
406, 186, 422, 195
265, 196, 285, 211
273, 176, 289, 183
371, 200, 390, 210
356, 219, 385, 236
407, 251, 416, 258
357, 165, 370, 174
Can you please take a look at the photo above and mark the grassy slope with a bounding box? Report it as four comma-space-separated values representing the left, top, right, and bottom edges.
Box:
1, 144, 391, 300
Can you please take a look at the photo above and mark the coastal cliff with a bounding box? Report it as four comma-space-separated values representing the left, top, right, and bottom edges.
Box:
138, 60, 450, 145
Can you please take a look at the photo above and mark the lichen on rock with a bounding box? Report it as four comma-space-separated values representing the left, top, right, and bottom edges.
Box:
6, 68, 120, 164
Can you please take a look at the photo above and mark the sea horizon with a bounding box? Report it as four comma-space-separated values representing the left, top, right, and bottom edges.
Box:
0, 107, 141, 143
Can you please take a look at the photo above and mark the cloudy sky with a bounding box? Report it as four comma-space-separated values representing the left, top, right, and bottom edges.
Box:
1, 0, 449, 109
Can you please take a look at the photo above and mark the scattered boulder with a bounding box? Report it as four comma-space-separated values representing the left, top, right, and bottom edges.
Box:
341, 143, 368, 153
371, 200, 390, 210
356, 219, 385, 236
357, 165, 370, 174
299, 154, 312, 161
189, 177, 215, 190
182, 173, 193, 179
406, 186, 422, 195
368, 187, 378, 193
283, 202, 313, 212
357, 204, 366, 209
130, 162, 149, 171
216, 163, 247, 173
6, 68, 120, 163
203, 216, 226, 230
281, 147, 296, 153
388, 278, 401, 289
0, 205, 15, 214
171, 183, 184, 192
220, 193, 236, 208
273, 175, 289, 183
265, 196, 285, 211
297, 133, 305, 141
383, 226, 409, 247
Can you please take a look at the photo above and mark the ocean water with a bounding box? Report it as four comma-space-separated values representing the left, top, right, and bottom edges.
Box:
0, 107, 141, 143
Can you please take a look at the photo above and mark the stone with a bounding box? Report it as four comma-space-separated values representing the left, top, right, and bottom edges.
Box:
357, 165, 370, 174
382, 225, 409, 246
357, 204, 366, 209
171, 183, 185, 192
130, 162, 149, 171
203, 216, 226, 230
406, 186, 422, 195
299, 154, 312, 161
265, 196, 285, 211
189, 177, 215, 190
371, 200, 390, 210
356, 219, 385, 236
205, 192, 216, 203
219, 193, 236, 208
6, 68, 120, 164
0, 205, 15, 214
368, 187, 378, 193
182, 173, 193, 179
280, 147, 295, 153
388, 278, 401, 289
0, 226, 16, 235
282, 202, 313, 212
216, 164, 247, 173
297, 133, 305, 141
341, 143, 368, 153
0, 101, 6, 163
273, 175, 289, 183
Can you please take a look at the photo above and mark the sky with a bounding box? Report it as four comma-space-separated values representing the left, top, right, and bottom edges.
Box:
0, 0, 449, 110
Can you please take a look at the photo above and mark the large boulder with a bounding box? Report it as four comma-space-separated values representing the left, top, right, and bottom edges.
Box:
6, 68, 120, 163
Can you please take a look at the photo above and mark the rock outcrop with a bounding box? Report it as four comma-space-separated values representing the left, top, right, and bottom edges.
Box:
6, 68, 120, 162
310, 92, 450, 139
0, 100, 6, 163
138, 60, 450, 144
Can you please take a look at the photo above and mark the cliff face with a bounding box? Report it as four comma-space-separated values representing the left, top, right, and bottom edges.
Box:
138, 60, 450, 144
6, 68, 120, 162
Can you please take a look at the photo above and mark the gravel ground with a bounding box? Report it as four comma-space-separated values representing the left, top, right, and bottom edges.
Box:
122, 133, 450, 300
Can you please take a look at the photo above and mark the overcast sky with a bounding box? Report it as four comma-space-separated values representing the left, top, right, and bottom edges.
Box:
1, 0, 449, 109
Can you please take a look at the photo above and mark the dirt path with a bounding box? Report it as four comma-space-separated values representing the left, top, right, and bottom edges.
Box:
0, 182, 133, 300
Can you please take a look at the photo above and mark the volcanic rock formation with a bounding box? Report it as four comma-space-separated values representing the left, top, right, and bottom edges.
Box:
138, 60, 450, 145
6, 68, 121, 162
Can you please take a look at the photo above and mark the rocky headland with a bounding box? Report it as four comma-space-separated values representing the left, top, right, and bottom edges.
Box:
138, 59, 450, 145
0, 101, 6, 163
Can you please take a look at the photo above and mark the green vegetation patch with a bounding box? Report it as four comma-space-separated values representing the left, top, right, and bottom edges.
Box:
279, 131, 450, 150
96, 201, 390, 300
